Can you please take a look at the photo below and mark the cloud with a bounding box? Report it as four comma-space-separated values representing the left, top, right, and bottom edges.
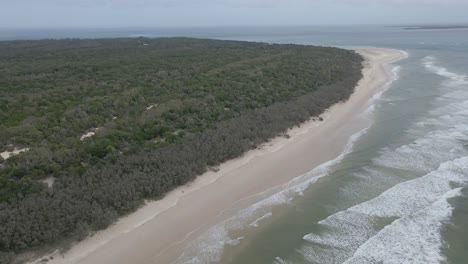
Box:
5, 0, 468, 9
1, 0, 467, 28
9, 0, 468, 5
336, 0, 468, 5
5, 0, 307, 8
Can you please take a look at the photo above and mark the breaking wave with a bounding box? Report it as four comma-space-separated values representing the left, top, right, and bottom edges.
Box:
298, 55, 468, 263
175, 126, 369, 264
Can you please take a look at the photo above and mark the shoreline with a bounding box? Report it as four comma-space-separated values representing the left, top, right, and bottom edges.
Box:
29, 48, 406, 264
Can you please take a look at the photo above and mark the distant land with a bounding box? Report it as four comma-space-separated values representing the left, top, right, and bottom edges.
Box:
400, 25, 468, 30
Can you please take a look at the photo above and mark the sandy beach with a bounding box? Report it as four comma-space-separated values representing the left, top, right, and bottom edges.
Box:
31, 48, 406, 264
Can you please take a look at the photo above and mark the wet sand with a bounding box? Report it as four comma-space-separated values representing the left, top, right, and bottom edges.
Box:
32, 48, 406, 264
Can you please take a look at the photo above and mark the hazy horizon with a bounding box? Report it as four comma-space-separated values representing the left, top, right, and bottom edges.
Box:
2, 0, 468, 29
2, 23, 468, 30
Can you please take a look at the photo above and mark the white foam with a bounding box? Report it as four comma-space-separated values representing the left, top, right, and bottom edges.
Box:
296, 54, 468, 264
249, 212, 273, 227
175, 127, 370, 264
338, 122, 466, 206
341, 166, 402, 199
429, 99, 468, 119
273, 256, 288, 264
351, 156, 468, 217
440, 90, 468, 100
175, 52, 408, 263
300, 74, 468, 261
303, 210, 376, 251
301, 211, 375, 263
423, 56, 468, 86
373, 127, 467, 173
176, 224, 228, 264
362, 65, 401, 116
225, 237, 245, 246
300, 156, 467, 264
344, 188, 461, 264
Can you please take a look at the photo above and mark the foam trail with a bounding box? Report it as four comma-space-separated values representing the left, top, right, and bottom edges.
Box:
300, 61, 468, 262
175, 126, 370, 264
363, 65, 401, 115
175, 51, 404, 263
422, 56, 468, 86
372, 127, 468, 173
301, 211, 377, 263
429, 99, 468, 119
350, 157, 468, 218
342, 118, 468, 205
297, 55, 468, 264
414, 98, 468, 140
375, 96, 468, 176
301, 157, 468, 264
249, 212, 273, 227
225, 237, 245, 246
273, 257, 288, 264
344, 189, 461, 264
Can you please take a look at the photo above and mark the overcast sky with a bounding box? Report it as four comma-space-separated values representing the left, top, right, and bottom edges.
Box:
1, 0, 468, 28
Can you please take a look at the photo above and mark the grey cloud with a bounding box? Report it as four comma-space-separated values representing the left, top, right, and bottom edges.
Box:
1, 0, 467, 28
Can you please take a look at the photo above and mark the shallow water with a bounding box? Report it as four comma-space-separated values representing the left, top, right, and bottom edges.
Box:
168, 27, 468, 264
4, 26, 467, 264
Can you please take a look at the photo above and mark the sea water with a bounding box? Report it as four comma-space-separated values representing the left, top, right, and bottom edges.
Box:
170, 26, 468, 264
3, 26, 467, 264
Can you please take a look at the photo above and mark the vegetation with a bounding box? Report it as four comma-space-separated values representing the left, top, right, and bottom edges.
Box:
0, 37, 362, 260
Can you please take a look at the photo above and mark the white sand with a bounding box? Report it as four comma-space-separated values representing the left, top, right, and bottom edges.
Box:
80, 128, 99, 141
28, 48, 406, 264
146, 104, 158, 110
41, 177, 56, 188
0, 147, 29, 160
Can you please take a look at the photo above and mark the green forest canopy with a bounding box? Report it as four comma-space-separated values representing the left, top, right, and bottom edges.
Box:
0, 37, 362, 262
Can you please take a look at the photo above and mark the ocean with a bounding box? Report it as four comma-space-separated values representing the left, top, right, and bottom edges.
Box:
174, 26, 468, 264
3, 26, 467, 264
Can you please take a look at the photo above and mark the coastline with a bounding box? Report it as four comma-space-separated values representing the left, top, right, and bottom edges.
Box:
29, 48, 406, 264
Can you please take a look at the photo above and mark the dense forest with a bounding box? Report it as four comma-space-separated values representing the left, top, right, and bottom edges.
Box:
0, 37, 362, 262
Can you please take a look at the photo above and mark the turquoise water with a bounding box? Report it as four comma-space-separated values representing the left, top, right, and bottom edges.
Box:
3, 26, 467, 264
